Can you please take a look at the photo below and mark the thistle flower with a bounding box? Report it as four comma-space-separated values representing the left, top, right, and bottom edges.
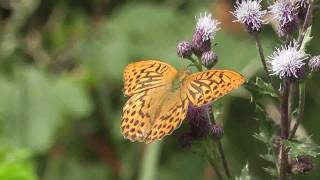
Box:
308, 55, 320, 72
195, 12, 220, 41
295, 0, 309, 20
187, 104, 211, 138
231, 0, 267, 32
177, 41, 192, 58
268, 42, 308, 79
192, 12, 220, 56
269, 0, 298, 36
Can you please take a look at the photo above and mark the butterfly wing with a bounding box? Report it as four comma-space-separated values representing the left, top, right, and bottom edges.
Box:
144, 88, 189, 143
183, 70, 245, 107
121, 86, 189, 143
121, 90, 153, 142
123, 60, 177, 96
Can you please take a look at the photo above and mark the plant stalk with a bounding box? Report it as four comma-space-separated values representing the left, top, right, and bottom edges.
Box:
278, 79, 290, 180
208, 107, 231, 179
289, 83, 306, 139
253, 33, 278, 93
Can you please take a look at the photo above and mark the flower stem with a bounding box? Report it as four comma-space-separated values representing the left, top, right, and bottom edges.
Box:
253, 33, 278, 93
138, 142, 162, 180
187, 56, 203, 71
204, 140, 225, 180
208, 107, 231, 179
278, 79, 290, 180
289, 83, 306, 139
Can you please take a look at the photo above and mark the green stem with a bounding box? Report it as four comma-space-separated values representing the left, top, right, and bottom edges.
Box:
289, 83, 306, 139
187, 56, 202, 71
138, 142, 162, 180
253, 33, 278, 93
208, 107, 231, 179
204, 140, 225, 180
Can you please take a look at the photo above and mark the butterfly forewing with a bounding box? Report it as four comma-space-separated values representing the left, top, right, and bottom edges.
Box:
183, 70, 245, 107
123, 60, 177, 96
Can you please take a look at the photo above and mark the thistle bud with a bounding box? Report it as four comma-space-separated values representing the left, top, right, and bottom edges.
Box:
209, 124, 224, 139
290, 156, 314, 174
177, 41, 192, 58
308, 55, 320, 72
201, 51, 218, 69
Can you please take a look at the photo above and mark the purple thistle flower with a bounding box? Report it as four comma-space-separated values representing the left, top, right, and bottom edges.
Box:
201, 50, 218, 69
308, 55, 320, 72
295, 0, 309, 19
192, 12, 220, 56
231, 0, 267, 32
269, 0, 298, 36
186, 104, 211, 138
195, 12, 220, 41
268, 42, 308, 79
191, 29, 212, 56
177, 41, 192, 58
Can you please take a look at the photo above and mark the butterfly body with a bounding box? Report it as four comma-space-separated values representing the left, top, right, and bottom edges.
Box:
121, 60, 244, 143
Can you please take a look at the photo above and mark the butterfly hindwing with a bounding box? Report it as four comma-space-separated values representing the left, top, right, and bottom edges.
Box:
183, 70, 245, 107
123, 60, 177, 96
145, 90, 189, 143
121, 86, 189, 143
121, 90, 152, 142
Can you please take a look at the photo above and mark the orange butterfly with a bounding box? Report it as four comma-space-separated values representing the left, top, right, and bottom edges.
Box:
121, 60, 245, 143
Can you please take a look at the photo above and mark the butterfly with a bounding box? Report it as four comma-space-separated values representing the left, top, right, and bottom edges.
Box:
121, 60, 245, 143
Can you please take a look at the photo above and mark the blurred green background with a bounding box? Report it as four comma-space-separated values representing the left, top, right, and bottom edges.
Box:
0, 0, 319, 179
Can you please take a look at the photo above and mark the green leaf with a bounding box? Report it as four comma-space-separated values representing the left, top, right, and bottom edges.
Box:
235, 163, 251, 180
263, 167, 277, 178
283, 140, 320, 158
259, 154, 275, 163
0, 148, 38, 180
245, 77, 279, 100
252, 104, 277, 145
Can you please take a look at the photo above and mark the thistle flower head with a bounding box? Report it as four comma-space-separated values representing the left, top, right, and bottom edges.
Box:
295, 0, 309, 20
269, 0, 297, 25
177, 41, 192, 58
268, 42, 308, 79
187, 104, 211, 138
269, 0, 298, 35
201, 50, 218, 69
232, 0, 267, 32
308, 55, 320, 72
195, 12, 220, 41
